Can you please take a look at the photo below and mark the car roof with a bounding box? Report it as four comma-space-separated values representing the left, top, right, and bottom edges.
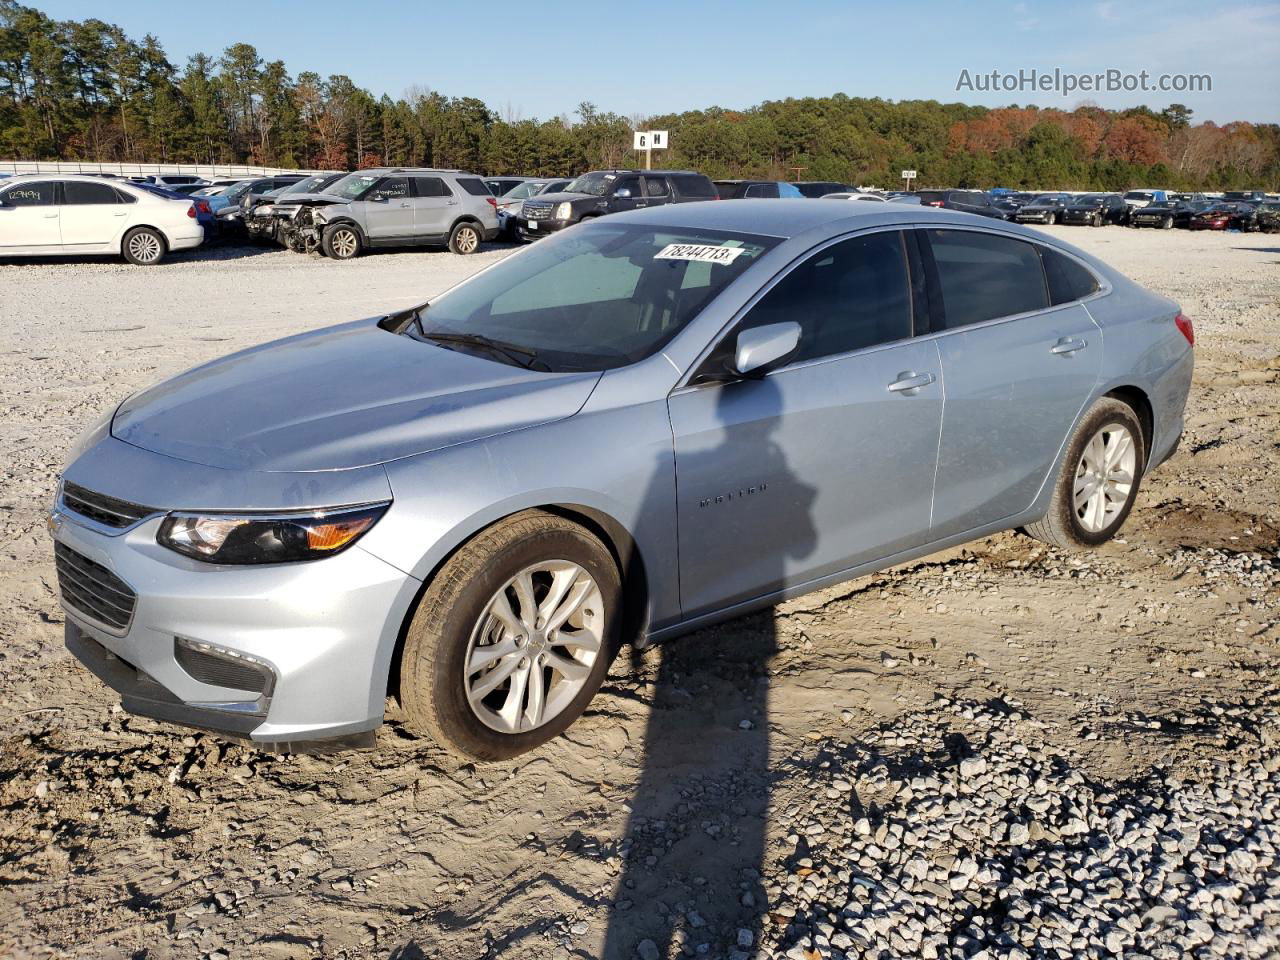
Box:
616, 197, 1024, 239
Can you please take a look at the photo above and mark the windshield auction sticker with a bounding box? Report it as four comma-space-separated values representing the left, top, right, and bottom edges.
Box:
655, 243, 746, 265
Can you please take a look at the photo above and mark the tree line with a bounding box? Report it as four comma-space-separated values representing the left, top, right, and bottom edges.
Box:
2, 1, 1277, 190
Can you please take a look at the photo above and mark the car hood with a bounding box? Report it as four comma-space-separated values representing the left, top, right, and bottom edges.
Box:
526, 191, 597, 205
1019, 203, 1060, 212
1065, 204, 1104, 212
272, 193, 351, 207
112, 319, 602, 472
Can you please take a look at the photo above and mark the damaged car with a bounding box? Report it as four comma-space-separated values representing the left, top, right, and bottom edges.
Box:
272, 168, 500, 257
243, 172, 346, 244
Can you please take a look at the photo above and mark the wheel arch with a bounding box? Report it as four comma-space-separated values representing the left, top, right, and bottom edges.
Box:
385, 502, 650, 703
1103, 384, 1154, 468
120, 223, 170, 252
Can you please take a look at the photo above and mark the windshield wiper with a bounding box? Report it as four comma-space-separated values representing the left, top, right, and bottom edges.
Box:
417, 331, 550, 371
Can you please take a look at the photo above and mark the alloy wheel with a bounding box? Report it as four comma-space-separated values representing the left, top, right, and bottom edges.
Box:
127, 231, 162, 264
456, 226, 479, 254
331, 229, 358, 258
1073, 424, 1137, 533
464, 561, 604, 734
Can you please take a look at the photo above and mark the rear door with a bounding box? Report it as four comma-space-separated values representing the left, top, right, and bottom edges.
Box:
361, 176, 413, 240
921, 228, 1103, 539
410, 175, 455, 238
59, 180, 127, 247
0, 180, 61, 249
669, 229, 942, 616
641, 175, 672, 208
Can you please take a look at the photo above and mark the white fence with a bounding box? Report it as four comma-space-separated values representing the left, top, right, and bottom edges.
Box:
0, 160, 319, 178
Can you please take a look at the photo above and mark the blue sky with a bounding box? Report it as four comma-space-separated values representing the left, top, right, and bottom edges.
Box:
34, 0, 1280, 124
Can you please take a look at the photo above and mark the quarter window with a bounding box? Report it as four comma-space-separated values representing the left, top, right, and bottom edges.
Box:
1041, 247, 1100, 305
458, 178, 492, 197
63, 181, 121, 205
413, 177, 451, 198
1, 181, 56, 206
737, 230, 914, 364
925, 229, 1049, 329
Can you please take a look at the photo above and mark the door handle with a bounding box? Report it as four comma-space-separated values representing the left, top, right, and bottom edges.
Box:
43, 212, 58, 219
399, 202, 411, 208
1051, 336, 1088, 356
447, 200, 458, 206
887, 371, 936, 394
113, 211, 126, 217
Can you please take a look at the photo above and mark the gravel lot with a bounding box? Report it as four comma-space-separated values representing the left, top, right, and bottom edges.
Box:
0, 227, 1277, 960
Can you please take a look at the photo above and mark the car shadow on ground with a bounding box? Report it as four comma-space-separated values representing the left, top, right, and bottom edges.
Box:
0, 241, 279, 267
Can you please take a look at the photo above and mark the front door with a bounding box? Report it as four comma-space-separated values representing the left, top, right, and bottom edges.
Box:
609, 175, 645, 214
668, 229, 943, 618
0, 180, 61, 249
361, 176, 413, 241
920, 228, 1103, 538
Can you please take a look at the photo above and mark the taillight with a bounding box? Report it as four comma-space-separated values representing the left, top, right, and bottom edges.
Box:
1175, 313, 1194, 347
186, 204, 196, 219
486, 197, 497, 209
926, 201, 943, 207
196, 200, 210, 214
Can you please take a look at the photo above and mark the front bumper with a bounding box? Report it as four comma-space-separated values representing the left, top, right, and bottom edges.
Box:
1015, 212, 1055, 223
1060, 211, 1099, 224
517, 216, 573, 240
55, 504, 420, 748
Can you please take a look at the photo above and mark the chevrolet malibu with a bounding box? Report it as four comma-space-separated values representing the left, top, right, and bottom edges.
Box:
51, 202, 1193, 759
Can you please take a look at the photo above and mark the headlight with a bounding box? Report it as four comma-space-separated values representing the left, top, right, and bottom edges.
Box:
157, 503, 388, 565
555, 202, 572, 219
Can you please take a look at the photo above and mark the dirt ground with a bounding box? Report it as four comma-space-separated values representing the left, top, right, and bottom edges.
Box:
0, 226, 1276, 960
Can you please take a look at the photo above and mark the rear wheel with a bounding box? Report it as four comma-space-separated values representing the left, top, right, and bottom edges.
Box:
122, 227, 166, 265
322, 223, 362, 260
398, 510, 622, 760
1023, 398, 1145, 550
448, 221, 481, 255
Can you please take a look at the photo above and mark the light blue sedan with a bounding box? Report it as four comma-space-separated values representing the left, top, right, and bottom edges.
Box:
52, 201, 1192, 758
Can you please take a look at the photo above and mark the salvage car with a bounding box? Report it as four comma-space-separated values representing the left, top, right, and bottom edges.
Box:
1128, 200, 1206, 229
714, 180, 805, 199
52, 201, 1192, 758
1014, 193, 1074, 224
495, 178, 572, 238
1255, 201, 1280, 233
0, 174, 203, 264
1060, 194, 1129, 227
516, 169, 716, 240
243, 172, 345, 244
1188, 202, 1258, 231
271, 169, 500, 258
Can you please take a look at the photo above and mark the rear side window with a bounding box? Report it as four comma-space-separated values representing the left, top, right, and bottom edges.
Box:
413, 177, 451, 198
1041, 247, 1100, 305
64, 181, 121, 205
1, 181, 56, 206
925, 229, 1049, 328
643, 177, 669, 198
671, 175, 716, 199
457, 178, 492, 197
739, 230, 914, 363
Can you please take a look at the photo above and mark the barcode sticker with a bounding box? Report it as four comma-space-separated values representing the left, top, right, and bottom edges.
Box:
654, 243, 746, 265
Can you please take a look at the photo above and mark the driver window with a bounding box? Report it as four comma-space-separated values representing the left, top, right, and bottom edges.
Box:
2, 181, 56, 206
730, 230, 914, 366
369, 177, 410, 201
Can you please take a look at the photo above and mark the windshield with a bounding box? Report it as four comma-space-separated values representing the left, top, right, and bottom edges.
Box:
502, 181, 546, 200
410, 223, 780, 372
325, 173, 379, 200
564, 172, 614, 196
1074, 195, 1105, 204
1033, 194, 1067, 203
278, 175, 326, 196
1124, 191, 1154, 200
1145, 201, 1177, 210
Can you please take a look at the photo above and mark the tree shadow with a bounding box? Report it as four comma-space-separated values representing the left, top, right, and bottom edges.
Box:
602, 376, 817, 959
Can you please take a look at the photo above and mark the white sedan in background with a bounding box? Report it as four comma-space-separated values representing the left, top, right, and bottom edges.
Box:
0, 175, 203, 265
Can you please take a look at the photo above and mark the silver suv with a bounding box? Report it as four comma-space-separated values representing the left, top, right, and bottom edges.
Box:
280, 168, 500, 258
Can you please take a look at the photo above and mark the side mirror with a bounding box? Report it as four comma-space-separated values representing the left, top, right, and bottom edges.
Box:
614, 188, 632, 199
732, 322, 801, 378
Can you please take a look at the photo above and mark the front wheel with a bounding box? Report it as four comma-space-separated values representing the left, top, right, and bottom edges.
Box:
1023, 398, 1145, 550
122, 227, 166, 265
398, 510, 622, 760
448, 221, 481, 255
322, 223, 362, 260
1162, 216, 1174, 229
1092, 213, 1103, 227
1046, 212, 1057, 225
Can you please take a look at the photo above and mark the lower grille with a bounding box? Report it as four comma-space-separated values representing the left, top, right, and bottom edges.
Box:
175, 639, 273, 695
62, 482, 155, 529
54, 542, 137, 632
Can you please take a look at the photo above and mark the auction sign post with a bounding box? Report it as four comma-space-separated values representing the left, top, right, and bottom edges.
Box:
634, 130, 668, 170
901, 169, 917, 191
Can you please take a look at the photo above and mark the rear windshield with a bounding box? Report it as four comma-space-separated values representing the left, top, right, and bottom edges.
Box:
916, 191, 946, 204
409, 223, 780, 372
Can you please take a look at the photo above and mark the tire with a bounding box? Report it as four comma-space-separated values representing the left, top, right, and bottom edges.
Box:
448, 221, 482, 255
1092, 213, 1103, 227
1162, 216, 1174, 229
1046, 212, 1057, 225
1023, 397, 1146, 551
321, 222, 362, 260
399, 510, 622, 760
121, 227, 166, 265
